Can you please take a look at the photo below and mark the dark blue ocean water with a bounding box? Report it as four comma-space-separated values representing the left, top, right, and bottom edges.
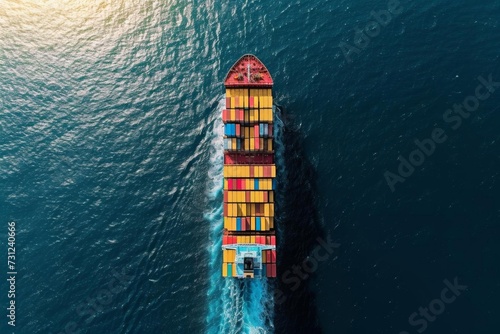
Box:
1, 0, 499, 333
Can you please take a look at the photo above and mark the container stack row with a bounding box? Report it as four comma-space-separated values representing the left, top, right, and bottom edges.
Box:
225, 88, 273, 109
223, 123, 273, 152
222, 109, 273, 123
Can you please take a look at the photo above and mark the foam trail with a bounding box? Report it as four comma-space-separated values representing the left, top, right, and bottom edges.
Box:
205, 101, 285, 334
205, 98, 244, 334
242, 279, 274, 334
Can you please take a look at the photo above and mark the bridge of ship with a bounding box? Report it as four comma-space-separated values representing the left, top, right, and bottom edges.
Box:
222, 244, 276, 278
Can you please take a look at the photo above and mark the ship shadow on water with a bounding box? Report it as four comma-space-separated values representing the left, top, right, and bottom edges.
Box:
274, 106, 325, 334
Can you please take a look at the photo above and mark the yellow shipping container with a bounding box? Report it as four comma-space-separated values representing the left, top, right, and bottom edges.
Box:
269, 191, 274, 202
232, 264, 237, 276
228, 250, 236, 262
251, 217, 256, 230
270, 217, 274, 229
244, 95, 248, 108
223, 249, 228, 262
269, 203, 274, 217
222, 263, 228, 277
262, 250, 267, 263
251, 236, 255, 244
264, 204, 269, 216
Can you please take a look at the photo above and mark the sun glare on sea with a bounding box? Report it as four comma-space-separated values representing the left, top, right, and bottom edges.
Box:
0, 0, 140, 43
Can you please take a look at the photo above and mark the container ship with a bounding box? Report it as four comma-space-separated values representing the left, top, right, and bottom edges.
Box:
221, 54, 277, 279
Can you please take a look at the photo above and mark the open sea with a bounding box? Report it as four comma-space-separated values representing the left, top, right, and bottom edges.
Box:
1, 0, 499, 333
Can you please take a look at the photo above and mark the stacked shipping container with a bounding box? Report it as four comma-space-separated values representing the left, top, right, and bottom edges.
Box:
221, 55, 276, 279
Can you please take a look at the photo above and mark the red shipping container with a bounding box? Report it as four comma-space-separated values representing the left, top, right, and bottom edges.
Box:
236, 124, 240, 137
226, 98, 231, 108
223, 191, 228, 202
264, 192, 268, 202
238, 179, 243, 190
267, 264, 273, 277
224, 203, 228, 216
266, 236, 271, 245
238, 109, 243, 121
228, 179, 233, 190
223, 235, 228, 245
235, 96, 239, 106
268, 125, 273, 137
249, 96, 254, 108
246, 191, 250, 202
271, 264, 277, 277
271, 236, 276, 245
254, 124, 259, 138
249, 166, 254, 177
222, 109, 227, 122
270, 250, 276, 263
